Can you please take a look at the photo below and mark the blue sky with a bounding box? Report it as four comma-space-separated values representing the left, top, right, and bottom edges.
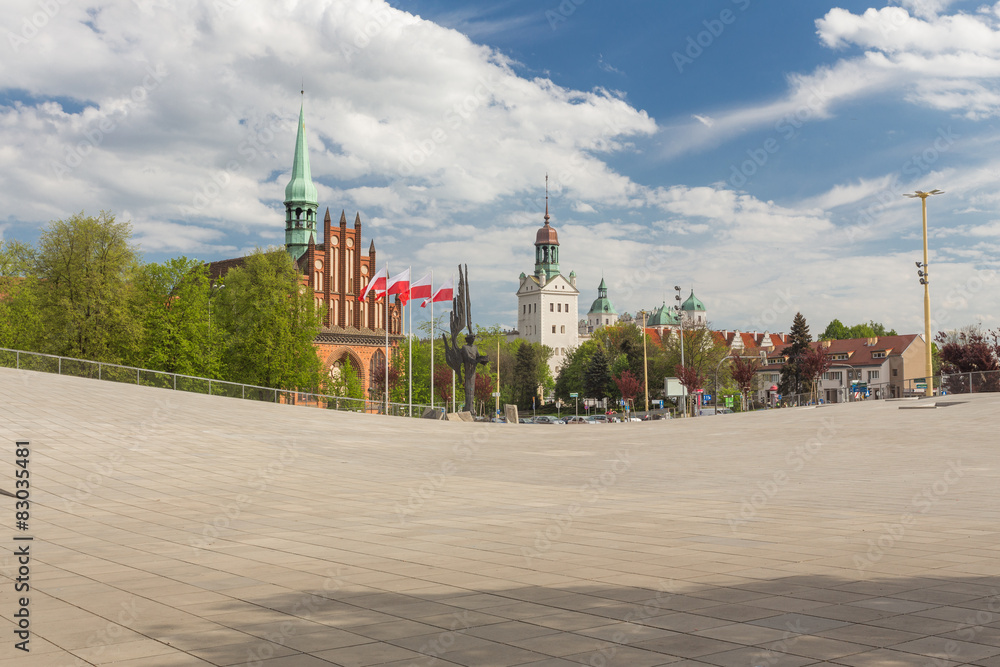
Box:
1, 0, 998, 337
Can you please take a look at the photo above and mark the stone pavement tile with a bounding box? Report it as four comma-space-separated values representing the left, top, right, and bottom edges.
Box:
643, 613, 739, 634
255, 656, 341, 667
692, 603, 783, 623
696, 646, 816, 667
849, 597, 939, 614
104, 653, 217, 666
691, 621, 793, 645
521, 611, 612, 632
574, 621, 679, 644
799, 603, 897, 623
889, 636, 1000, 663
312, 637, 455, 666
917, 604, 992, 623
632, 634, 743, 658
188, 640, 299, 666
156, 627, 257, 650
347, 618, 452, 641
505, 631, 607, 657
781, 635, 872, 661
866, 613, 965, 634
562, 645, 684, 665
70, 638, 178, 664
749, 612, 851, 634
939, 626, 1000, 648
0, 653, 97, 667
830, 647, 963, 666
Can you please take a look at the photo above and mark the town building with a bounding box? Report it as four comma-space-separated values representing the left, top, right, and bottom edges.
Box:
755, 335, 927, 403
514, 192, 579, 376
581, 278, 618, 335
208, 102, 402, 398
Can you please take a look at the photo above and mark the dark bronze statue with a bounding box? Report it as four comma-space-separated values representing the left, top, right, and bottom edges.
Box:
443, 264, 488, 415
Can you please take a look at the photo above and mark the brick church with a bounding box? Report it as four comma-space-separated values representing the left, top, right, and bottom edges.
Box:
209, 101, 402, 398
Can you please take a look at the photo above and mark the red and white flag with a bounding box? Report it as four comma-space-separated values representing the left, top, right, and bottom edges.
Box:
422, 277, 453, 308
358, 266, 387, 301
405, 272, 433, 305
386, 268, 410, 300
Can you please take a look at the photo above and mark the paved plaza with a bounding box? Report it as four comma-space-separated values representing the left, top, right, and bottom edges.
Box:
1, 366, 999, 666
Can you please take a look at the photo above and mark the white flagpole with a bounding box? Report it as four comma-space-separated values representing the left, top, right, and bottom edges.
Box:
408, 266, 412, 417
429, 269, 434, 410
385, 262, 389, 414
452, 271, 456, 414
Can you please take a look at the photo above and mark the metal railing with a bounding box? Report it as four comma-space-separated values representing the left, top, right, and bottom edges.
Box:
0, 347, 439, 419
907, 370, 1000, 396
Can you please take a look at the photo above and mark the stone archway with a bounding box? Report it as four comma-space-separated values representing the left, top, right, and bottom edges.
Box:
322, 347, 366, 396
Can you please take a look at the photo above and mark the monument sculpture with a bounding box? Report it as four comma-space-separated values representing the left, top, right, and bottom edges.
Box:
443, 264, 489, 416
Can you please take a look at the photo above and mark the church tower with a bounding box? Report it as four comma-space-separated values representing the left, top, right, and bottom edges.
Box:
284, 100, 319, 262
516, 177, 579, 377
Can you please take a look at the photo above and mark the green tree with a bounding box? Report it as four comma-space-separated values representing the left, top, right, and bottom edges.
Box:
554, 338, 601, 400
0, 240, 42, 351
132, 257, 219, 377
821, 319, 897, 340
212, 249, 323, 391
511, 342, 540, 408
583, 346, 614, 401
778, 312, 811, 398
32, 211, 142, 362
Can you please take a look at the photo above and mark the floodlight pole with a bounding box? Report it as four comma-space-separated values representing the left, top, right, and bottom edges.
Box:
905, 189, 943, 398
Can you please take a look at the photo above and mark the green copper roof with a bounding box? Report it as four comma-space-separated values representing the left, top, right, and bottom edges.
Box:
284, 103, 318, 205
647, 302, 680, 326
598, 277, 607, 290
682, 290, 706, 312
588, 296, 616, 316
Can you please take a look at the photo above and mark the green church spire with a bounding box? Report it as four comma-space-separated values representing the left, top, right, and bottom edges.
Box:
284, 99, 319, 262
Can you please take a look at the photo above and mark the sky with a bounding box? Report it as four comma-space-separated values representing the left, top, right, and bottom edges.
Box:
3, 0, 1000, 337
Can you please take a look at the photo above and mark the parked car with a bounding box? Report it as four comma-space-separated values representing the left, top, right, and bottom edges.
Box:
700, 407, 734, 416
589, 414, 609, 424
518, 417, 534, 424
565, 416, 591, 425
533, 415, 566, 425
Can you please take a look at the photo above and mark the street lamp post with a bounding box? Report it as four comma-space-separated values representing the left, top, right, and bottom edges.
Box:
639, 310, 650, 413
674, 286, 686, 416
904, 189, 943, 398
830, 362, 856, 403
714, 355, 731, 413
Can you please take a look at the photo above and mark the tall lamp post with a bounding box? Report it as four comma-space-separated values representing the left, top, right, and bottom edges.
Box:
639, 310, 650, 413
674, 286, 686, 416
904, 189, 943, 398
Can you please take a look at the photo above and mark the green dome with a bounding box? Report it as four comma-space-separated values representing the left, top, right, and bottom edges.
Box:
588, 296, 617, 316
646, 302, 680, 326
682, 290, 706, 312
284, 104, 319, 205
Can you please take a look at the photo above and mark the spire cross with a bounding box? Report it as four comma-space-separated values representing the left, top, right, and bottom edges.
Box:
544, 173, 550, 224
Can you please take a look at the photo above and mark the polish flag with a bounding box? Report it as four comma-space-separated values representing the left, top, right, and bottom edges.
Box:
358, 267, 387, 301
422, 277, 454, 308
386, 268, 410, 300
405, 272, 433, 305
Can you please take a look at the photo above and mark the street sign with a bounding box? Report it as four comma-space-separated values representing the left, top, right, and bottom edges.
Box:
569, 392, 578, 398
916, 383, 927, 389
703, 394, 712, 402
491, 392, 500, 397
